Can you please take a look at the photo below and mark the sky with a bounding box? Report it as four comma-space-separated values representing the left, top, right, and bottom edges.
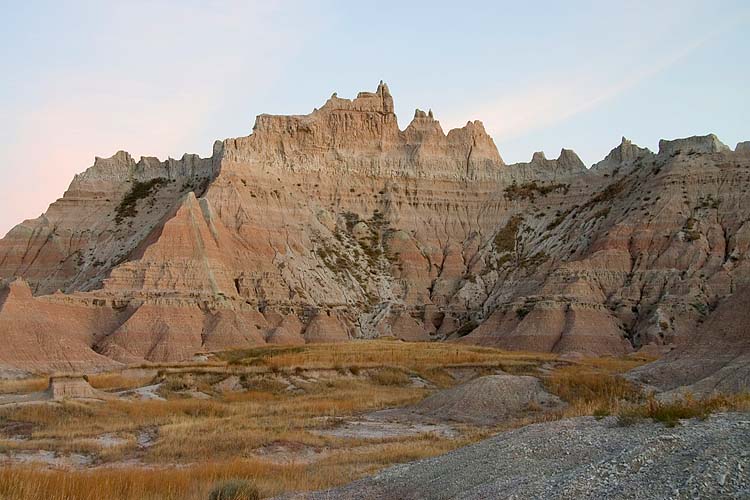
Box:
1, 0, 748, 236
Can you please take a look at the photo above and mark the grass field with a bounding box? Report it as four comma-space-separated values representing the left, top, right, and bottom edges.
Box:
0, 340, 712, 500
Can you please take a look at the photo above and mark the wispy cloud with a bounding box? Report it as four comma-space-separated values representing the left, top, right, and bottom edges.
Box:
441, 10, 747, 149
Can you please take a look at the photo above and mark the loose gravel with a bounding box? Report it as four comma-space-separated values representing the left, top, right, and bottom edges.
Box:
281, 412, 750, 500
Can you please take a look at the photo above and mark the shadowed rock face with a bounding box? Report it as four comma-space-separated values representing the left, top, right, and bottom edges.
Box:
630, 286, 750, 395
1, 83, 749, 376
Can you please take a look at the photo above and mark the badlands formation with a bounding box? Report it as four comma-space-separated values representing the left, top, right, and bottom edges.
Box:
1, 82, 749, 389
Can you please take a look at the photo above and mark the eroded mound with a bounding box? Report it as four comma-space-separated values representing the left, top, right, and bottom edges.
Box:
411, 374, 563, 425
45, 375, 104, 401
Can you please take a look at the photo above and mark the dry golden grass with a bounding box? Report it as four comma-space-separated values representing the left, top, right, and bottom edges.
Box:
540, 355, 651, 418
617, 392, 750, 427
0, 342, 676, 500
0, 431, 484, 500
218, 340, 557, 372
0, 377, 47, 395
87, 372, 156, 391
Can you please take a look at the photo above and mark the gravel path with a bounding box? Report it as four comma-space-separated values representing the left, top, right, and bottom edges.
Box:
282, 412, 750, 500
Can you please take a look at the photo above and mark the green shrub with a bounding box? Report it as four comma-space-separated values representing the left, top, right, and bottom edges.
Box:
593, 407, 610, 420
504, 181, 569, 201
208, 480, 260, 500
371, 367, 410, 386
616, 393, 750, 428
493, 215, 523, 253
515, 306, 531, 320
616, 410, 642, 427
115, 177, 168, 223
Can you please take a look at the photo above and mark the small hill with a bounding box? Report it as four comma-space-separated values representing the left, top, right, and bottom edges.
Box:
411, 374, 563, 425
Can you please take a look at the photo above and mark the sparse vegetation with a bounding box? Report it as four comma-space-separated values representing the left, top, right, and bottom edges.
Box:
617, 393, 750, 428
584, 178, 627, 207
2, 342, 741, 500
493, 215, 523, 253
515, 305, 531, 320
546, 208, 573, 230
371, 366, 411, 386
504, 182, 569, 201
543, 357, 649, 417
115, 177, 168, 223
0, 341, 560, 500
209, 480, 260, 500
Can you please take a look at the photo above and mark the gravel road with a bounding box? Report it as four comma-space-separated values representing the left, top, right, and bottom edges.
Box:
281, 412, 750, 500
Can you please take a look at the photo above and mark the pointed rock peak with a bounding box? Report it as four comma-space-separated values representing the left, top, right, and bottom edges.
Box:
591, 136, 651, 172
611, 136, 650, 158
658, 133, 731, 156
377, 80, 391, 97
405, 108, 445, 137
166, 191, 202, 221
463, 120, 488, 133
412, 108, 437, 121
182, 190, 199, 206
559, 148, 579, 160
531, 151, 547, 163
93, 150, 135, 168
444, 120, 504, 164
558, 149, 586, 170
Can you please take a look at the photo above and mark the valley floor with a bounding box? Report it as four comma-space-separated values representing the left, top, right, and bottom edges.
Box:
0, 340, 744, 500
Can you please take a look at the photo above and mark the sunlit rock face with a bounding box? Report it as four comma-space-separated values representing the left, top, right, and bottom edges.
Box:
2, 82, 750, 374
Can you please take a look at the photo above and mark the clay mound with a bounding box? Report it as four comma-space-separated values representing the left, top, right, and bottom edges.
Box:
0, 278, 123, 374
304, 313, 350, 343
45, 375, 107, 401
630, 287, 750, 395
412, 374, 563, 425
0, 374, 111, 406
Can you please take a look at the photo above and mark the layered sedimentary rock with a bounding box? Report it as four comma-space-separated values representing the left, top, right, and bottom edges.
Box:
630, 286, 750, 394
1, 82, 749, 374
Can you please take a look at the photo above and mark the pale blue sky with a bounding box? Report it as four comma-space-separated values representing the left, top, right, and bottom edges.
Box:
1, 1, 748, 235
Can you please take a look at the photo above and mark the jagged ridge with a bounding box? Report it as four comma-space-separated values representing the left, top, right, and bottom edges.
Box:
1, 83, 749, 385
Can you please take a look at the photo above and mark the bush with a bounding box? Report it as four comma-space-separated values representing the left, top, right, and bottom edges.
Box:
493, 215, 523, 253
208, 480, 260, 500
546, 367, 642, 406
503, 181, 568, 201
115, 177, 168, 223
616, 410, 642, 427
593, 407, 610, 420
371, 367, 410, 386
617, 393, 750, 428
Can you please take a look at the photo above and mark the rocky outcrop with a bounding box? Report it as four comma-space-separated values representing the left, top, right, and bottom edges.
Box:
1, 83, 749, 374
630, 287, 750, 394
658, 133, 731, 156
46, 375, 104, 401
591, 137, 652, 176
410, 374, 563, 425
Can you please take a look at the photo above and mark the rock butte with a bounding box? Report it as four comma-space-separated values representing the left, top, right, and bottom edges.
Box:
1, 82, 749, 388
